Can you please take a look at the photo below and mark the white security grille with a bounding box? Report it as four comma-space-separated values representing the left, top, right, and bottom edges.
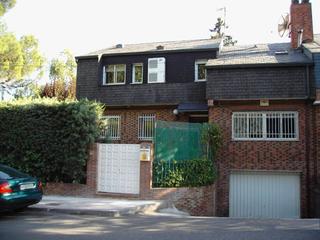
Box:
138, 114, 155, 141
101, 116, 121, 140
232, 112, 298, 140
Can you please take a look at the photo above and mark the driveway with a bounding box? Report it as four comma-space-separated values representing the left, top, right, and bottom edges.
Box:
0, 210, 319, 240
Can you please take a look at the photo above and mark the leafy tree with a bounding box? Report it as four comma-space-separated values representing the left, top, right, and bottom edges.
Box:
41, 50, 77, 100
13, 82, 42, 99
0, 0, 44, 99
0, 0, 16, 17
0, 33, 44, 88
210, 17, 237, 46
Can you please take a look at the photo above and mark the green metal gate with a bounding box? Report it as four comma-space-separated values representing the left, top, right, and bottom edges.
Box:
152, 121, 205, 187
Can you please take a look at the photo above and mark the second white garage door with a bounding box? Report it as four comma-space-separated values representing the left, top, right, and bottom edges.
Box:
230, 171, 300, 219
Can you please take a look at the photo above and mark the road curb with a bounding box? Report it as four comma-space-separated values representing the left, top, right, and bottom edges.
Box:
28, 201, 170, 217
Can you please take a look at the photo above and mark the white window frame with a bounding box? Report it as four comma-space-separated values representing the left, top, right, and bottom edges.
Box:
100, 115, 121, 140
132, 63, 143, 84
195, 59, 208, 82
232, 111, 299, 141
138, 114, 155, 141
147, 57, 165, 83
103, 64, 126, 85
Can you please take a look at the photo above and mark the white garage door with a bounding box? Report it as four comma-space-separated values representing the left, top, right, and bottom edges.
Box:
230, 171, 300, 219
97, 144, 140, 194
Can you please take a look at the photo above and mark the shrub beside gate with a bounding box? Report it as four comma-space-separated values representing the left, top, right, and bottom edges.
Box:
0, 98, 103, 183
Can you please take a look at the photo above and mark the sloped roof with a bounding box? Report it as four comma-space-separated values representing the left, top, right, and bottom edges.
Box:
77, 38, 221, 58
207, 42, 312, 67
303, 34, 320, 53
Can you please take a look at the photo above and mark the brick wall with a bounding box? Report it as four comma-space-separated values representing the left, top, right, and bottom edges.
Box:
45, 107, 214, 216
139, 160, 215, 216
209, 100, 315, 217
44, 102, 318, 217
45, 144, 215, 216
104, 107, 189, 144
313, 104, 320, 217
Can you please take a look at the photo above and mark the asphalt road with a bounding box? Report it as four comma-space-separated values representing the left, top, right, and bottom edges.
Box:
0, 210, 319, 240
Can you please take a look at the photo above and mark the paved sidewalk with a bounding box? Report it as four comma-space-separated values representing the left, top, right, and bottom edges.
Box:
29, 195, 168, 216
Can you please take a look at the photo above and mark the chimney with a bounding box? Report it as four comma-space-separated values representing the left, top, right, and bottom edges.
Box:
290, 0, 314, 48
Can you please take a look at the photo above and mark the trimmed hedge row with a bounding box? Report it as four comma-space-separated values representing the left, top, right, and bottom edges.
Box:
0, 98, 103, 183
153, 158, 216, 188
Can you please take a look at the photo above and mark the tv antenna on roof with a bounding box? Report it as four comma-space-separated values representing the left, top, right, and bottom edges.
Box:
217, 7, 227, 32
278, 13, 291, 37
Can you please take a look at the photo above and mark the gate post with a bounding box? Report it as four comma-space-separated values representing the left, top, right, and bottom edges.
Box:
87, 143, 98, 191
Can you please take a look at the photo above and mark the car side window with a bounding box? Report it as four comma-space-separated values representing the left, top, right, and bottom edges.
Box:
0, 165, 28, 179
0, 171, 11, 180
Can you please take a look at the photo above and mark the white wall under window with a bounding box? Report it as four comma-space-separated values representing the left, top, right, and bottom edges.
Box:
232, 112, 299, 141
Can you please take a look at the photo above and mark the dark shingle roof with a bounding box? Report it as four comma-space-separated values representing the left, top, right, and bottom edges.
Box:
77, 38, 221, 58
207, 42, 312, 67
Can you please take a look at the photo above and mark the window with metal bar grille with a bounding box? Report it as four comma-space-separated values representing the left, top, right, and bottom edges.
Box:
138, 114, 155, 141
232, 112, 298, 140
100, 116, 121, 140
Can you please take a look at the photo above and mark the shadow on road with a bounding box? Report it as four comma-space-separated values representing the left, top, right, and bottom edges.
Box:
0, 210, 319, 240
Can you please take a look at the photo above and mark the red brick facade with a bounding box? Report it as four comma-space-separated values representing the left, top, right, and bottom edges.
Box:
45, 101, 319, 217
45, 111, 215, 216
45, 143, 215, 216
104, 106, 188, 144
209, 100, 317, 217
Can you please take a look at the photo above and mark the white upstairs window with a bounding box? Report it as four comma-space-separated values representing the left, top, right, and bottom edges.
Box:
103, 64, 126, 85
195, 60, 207, 82
232, 112, 299, 141
132, 63, 143, 84
148, 58, 165, 83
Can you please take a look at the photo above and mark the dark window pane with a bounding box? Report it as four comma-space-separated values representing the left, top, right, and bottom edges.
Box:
266, 115, 281, 138
107, 72, 115, 83
282, 116, 295, 138
134, 65, 143, 82
116, 71, 125, 83
197, 64, 206, 80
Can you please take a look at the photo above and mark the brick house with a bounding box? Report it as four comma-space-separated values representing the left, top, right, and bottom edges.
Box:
75, 1, 319, 218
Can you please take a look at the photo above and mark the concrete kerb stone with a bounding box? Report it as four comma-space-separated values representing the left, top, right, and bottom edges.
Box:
28, 196, 171, 217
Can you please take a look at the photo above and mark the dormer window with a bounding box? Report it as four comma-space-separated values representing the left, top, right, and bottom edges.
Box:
195, 60, 207, 82
103, 64, 126, 85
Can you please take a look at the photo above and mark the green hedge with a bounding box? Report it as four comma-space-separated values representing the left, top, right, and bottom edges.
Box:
0, 98, 103, 183
153, 158, 216, 188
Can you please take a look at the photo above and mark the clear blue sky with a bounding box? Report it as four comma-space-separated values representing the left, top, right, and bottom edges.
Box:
3, 0, 320, 61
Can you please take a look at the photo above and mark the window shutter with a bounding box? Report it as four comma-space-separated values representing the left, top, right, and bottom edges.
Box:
157, 58, 165, 82
148, 58, 165, 83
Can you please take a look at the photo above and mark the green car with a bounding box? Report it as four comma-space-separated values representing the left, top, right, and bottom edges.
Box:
0, 164, 43, 212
